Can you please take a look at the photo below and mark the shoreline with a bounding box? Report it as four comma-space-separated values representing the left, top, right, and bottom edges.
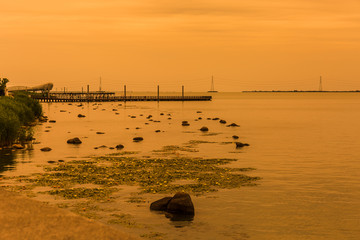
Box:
0, 188, 139, 240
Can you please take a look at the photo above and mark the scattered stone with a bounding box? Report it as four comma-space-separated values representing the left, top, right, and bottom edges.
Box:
168, 117, 172, 120
40, 147, 52, 152
133, 137, 143, 142
212, 118, 219, 120
58, 160, 65, 162
154, 120, 160, 123
67, 138, 82, 144
196, 111, 202, 113
44, 130, 50, 132
198, 117, 202, 120
155, 130, 161, 132
232, 135, 239, 139
96, 132, 105, 134
98, 145, 107, 148
182, 121, 190, 126
145, 123, 149, 125
49, 120, 56, 123
78, 114, 86, 118
47, 160, 56, 164
160, 113, 164, 115
200, 126, 209, 132
219, 120, 227, 124
60, 110, 66, 112
112, 109, 117, 111
130, 116, 136, 118
206, 118, 211, 120
115, 144, 124, 149
109, 147, 115, 150
135, 127, 141, 129
147, 115, 153, 119
115, 113, 119, 115
227, 123, 240, 127
150, 197, 172, 211
235, 142, 250, 148
45, 126, 52, 128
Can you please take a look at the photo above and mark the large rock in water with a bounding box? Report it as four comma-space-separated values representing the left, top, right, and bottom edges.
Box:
167, 192, 195, 215
150, 192, 195, 216
150, 197, 172, 211
67, 137, 82, 144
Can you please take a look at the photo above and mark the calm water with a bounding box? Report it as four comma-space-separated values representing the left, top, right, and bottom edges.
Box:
1, 92, 360, 239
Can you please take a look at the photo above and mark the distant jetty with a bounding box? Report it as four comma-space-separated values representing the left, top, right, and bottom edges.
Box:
243, 90, 360, 93
32, 91, 212, 102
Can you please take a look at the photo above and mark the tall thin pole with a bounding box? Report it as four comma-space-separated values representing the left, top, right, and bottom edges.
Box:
124, 85, 126, 102
99, 77, 102, 92
157, 85, 160, 102
319, 76, 323, 91
182, 85, 184, 100
211, 75, 215, 91
87, 85, 89, 102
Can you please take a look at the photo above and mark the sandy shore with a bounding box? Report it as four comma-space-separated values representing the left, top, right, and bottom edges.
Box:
0, 188, 139, 240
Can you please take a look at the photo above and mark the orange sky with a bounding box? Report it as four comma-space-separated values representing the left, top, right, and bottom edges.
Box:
1, 0, 360, 91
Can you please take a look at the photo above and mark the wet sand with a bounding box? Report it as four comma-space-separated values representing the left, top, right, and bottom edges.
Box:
0, 188, 139, 240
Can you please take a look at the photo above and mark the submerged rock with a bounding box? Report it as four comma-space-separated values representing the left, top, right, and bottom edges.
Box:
227, 123, 240, 127
133, 137, 143, 142
40, 147, 52, 152
235, 142, 250, 148
115, 144, 124, 149
67, 138, 82, 144
182, 121, 190, 126
200, 126, 209, 132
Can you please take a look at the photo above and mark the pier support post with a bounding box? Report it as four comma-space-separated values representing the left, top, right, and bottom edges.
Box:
182, 85, 184, 101
87, 85, 89, 102
124, 85, 126, 102
157, 85, 159, 102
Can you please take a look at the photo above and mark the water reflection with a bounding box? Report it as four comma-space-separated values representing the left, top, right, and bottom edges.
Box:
0, 149, 17, 174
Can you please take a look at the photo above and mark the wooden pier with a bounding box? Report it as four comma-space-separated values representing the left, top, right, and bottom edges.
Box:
32, 91, 212, 102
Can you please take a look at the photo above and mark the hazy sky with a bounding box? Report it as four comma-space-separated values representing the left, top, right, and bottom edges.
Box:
1, 0, 360, 91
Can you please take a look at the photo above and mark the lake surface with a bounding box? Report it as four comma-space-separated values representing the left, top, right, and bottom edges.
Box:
1, 92, 360, 239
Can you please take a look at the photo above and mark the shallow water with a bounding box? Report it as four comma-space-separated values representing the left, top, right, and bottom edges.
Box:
1, 92, 360, 239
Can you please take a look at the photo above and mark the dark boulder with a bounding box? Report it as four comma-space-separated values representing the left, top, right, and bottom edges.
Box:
232, 135, 239, 139
67, 137, 82, 144
77, 114, 86, 118
133, 137, 143, 142
219, 120, 227, 124
150, 197, 172, 211
200, 126, 209, 132
155, 130, 161, 132
96, 132, 105, 134
235, 142, 250, 148
167, 192, 195, 215
212, 117, 219, 120
49, 120, 56, 123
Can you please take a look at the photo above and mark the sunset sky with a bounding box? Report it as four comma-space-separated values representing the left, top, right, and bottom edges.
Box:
1, 0, 360, 91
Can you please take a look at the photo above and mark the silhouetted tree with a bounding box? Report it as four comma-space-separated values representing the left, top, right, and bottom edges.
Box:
0, 78, 9, 96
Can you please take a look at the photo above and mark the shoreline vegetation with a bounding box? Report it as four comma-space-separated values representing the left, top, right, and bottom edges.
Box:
0, 92, 43, 148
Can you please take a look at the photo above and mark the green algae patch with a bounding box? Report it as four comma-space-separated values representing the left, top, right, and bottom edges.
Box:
7, 155, 259, 199
47, 187, 116, 200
